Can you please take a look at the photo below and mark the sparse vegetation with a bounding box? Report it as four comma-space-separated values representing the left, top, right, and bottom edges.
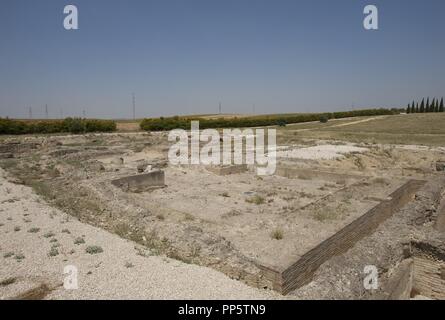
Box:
74, 237, 85, 245
271, 229, 284, 240
0, 277, 17, 286
15, 254, 25, 262
246, 195, 265, 205
48, 247, 59, 257
3, 252, 14, 258
43, 231, 55, 238
28, 227, 40, 233
85, 245, 103, 254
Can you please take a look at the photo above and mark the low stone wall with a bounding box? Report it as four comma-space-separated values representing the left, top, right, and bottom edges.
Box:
259, 179, 426, 295
206, 164, 248, 176
111, 171, 165, 192
411, 242, 445, 300
435, 198, 445, 232
0, 142, 39, 154
0, 153, 13, 159
385, 259, 414, 300
275, 166, 363, 183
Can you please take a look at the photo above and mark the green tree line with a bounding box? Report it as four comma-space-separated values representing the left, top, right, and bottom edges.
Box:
0, 118, 116, 135
406, 97, 444, 114
140, 108, 399, 131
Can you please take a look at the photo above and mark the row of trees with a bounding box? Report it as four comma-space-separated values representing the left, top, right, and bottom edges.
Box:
0, 118, 116, 135
407, 97, 444, 114
140, 108, 399, 131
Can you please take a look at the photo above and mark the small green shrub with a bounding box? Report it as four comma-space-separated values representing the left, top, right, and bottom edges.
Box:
85, 246, 103, 254
3, 252, 14, 258
48, 247, 59, 257
43, 231, 55, 238
319, 115, 329, 123
15, 254, 25, 261
74, 237, 85, 245
246, 195, 265, 205
271, 229, 284, 240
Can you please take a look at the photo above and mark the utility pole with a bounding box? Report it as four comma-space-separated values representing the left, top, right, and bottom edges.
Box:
82, 109, 86, 118
45, 104, 49, 119
252, 104, 255, 115
219, 102, 222, 115
29, 107, 32, 119
132, 93, 136, 120
60, 108, 63, 119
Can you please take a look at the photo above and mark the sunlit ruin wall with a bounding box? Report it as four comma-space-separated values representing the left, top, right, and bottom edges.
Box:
259, 179, 426, 295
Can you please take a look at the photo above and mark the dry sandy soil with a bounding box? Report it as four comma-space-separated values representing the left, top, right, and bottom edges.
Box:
0, 168, 278, 299
1, 113, 444, 299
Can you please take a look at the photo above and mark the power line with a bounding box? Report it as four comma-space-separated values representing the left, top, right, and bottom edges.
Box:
132, 93, 136, 120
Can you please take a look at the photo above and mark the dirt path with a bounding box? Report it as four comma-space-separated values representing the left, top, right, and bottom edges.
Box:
284, 116, 386, 132
0, 168, 277, 300
328, 117, 385, 128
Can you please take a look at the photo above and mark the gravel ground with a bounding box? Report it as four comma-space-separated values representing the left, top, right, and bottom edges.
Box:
0, 168, 278, 300
277, 144, 369, 160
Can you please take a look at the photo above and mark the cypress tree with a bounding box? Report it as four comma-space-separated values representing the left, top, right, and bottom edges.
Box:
406, 104, 410, 113
429, 98, 435, 113
416, 103, 419, 113
411, 101, 415, 113
434, 99, 439, 112
420, 99, 425, 113
440, 98, 444, 112
426, 98, 430, 112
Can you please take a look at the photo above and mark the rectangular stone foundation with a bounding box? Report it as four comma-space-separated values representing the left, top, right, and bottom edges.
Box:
111, 171, 165, 192
258, 179, 426, 295
206, 164, 248, 176
275, 166, 363, 184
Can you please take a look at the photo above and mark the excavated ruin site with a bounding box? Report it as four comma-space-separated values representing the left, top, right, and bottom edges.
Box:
1, 129, 445, 299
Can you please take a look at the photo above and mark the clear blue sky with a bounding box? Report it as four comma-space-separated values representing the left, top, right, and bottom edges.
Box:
1, 0, 444, 119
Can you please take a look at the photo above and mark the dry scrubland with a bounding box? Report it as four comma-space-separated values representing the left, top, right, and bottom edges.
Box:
0, 113, 445, 299
279, 113, 445, 146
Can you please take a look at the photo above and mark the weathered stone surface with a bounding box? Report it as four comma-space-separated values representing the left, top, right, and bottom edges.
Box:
435, 199, 445, 232
111, 157, 124, 165
137, 162, 148, 173
50, 149, 80, 157
206, 165, 247, 176
0, 153, 14, 159
111, 170, 165, 192
0, 142, 38, 154
385, 259, 414, 300
436, 161, 445, 172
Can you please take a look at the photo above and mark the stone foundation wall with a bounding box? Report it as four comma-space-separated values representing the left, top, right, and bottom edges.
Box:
259, 179, 426, 295
111, 171, 165, 192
